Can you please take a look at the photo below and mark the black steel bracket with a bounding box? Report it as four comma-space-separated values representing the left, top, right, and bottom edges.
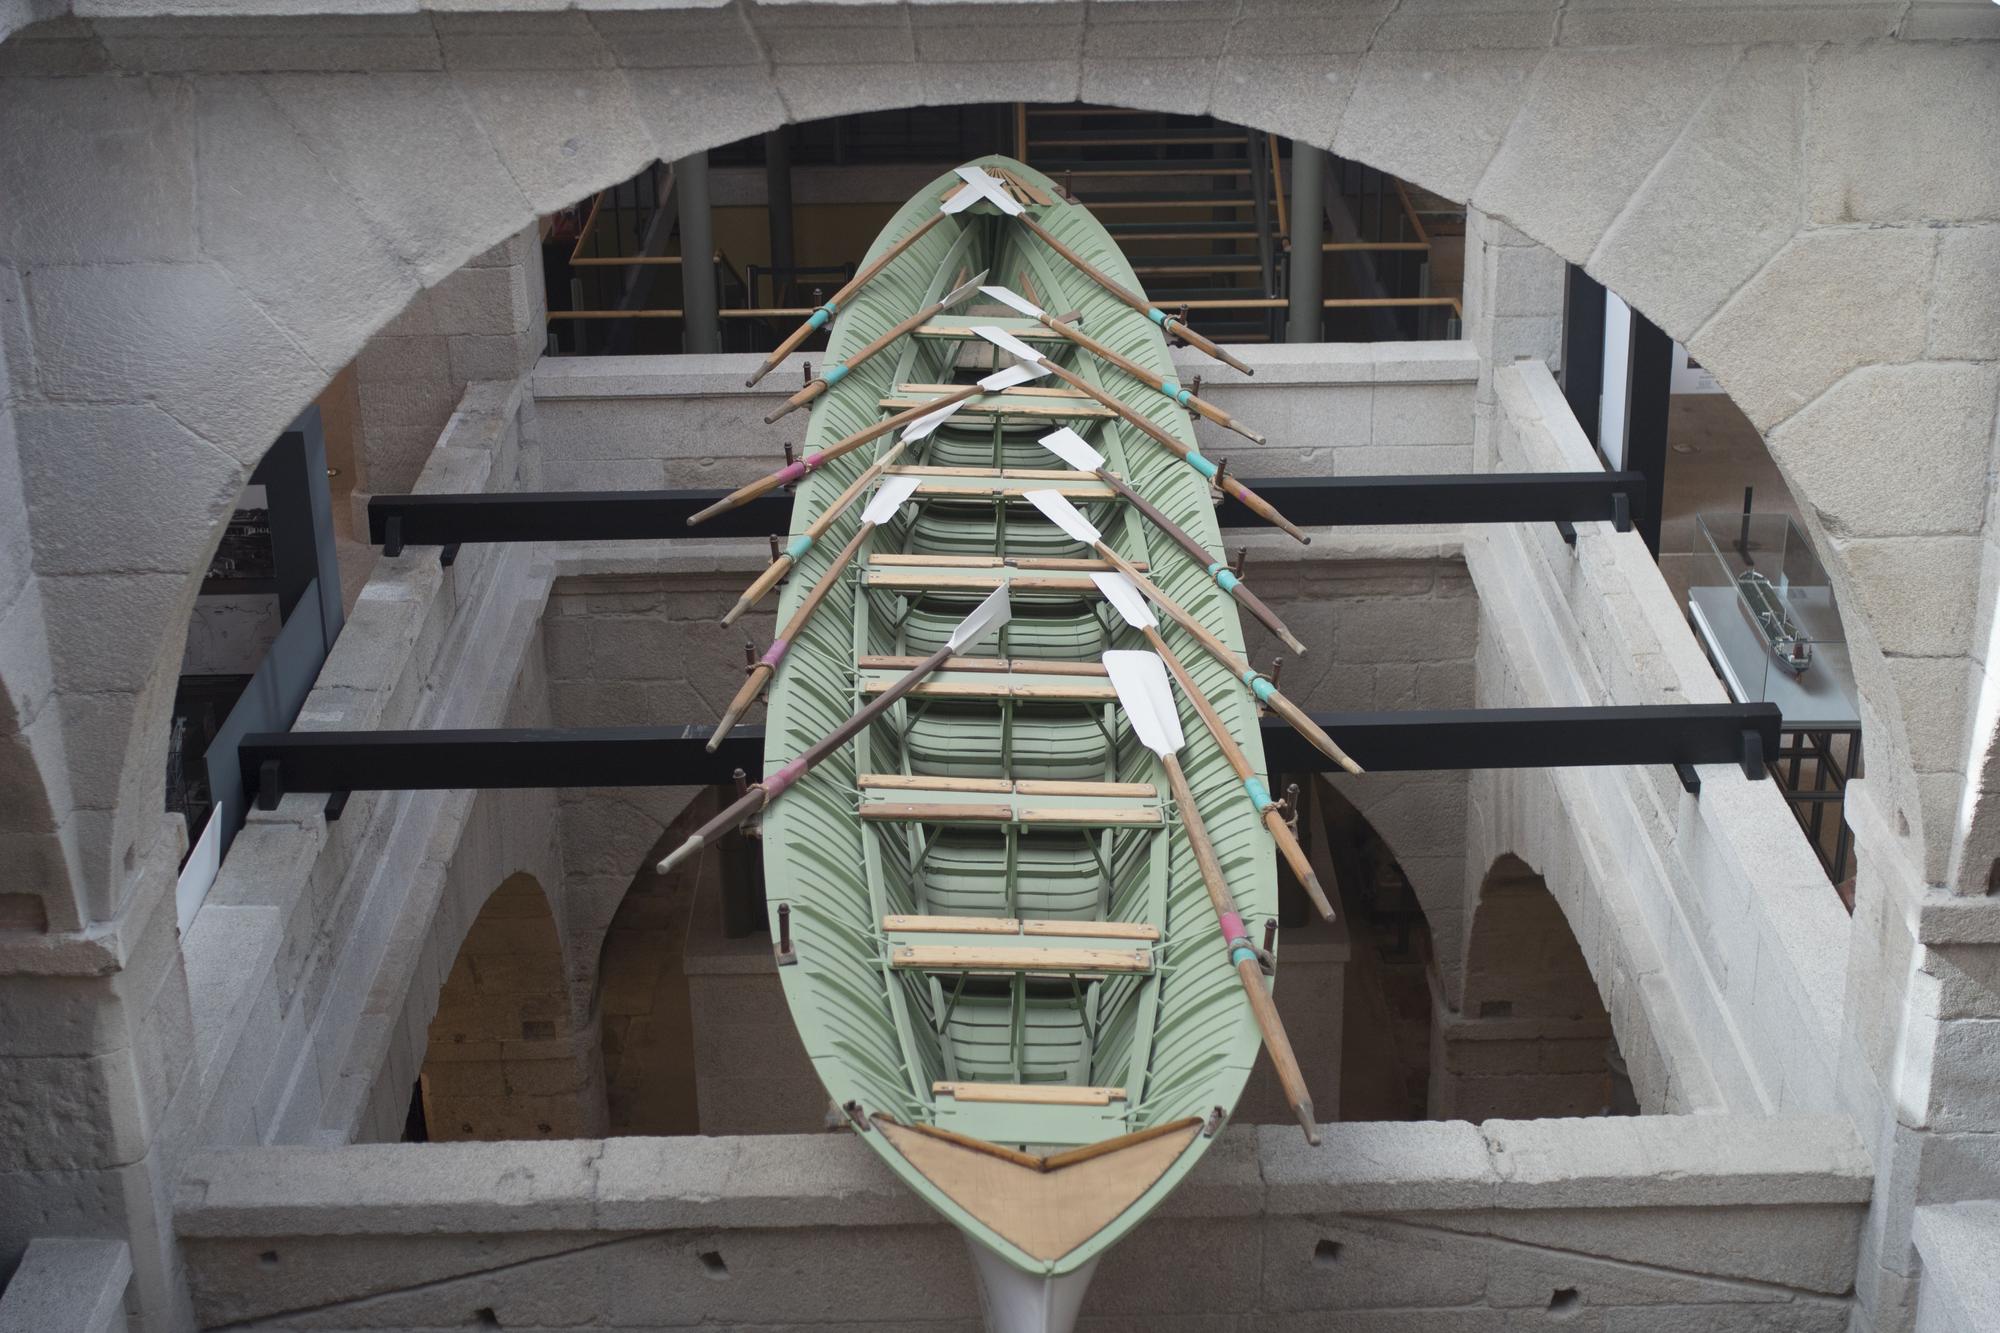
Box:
239, 703, 1778, 807
364, 472, 1651, 551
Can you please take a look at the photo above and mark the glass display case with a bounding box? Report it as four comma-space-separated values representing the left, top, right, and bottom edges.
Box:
1686, 512, 1859, 729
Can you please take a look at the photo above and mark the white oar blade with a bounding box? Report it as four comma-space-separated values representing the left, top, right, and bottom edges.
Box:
1103, 650, 1184, 757
979, 362, 1049, 391
946, 584, 1013, 651
979, 284, 1046, 320
903, 397, 969, 441
948, 164, 1024, 216
1037, 427, 1105, 473
972, 325, 1048, 367
1023, 488, 1101, 546
938, 270, 991, 312
859, 474, 922, 526
1091, 570, 1156, 630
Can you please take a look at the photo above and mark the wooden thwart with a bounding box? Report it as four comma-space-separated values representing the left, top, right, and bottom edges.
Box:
856, 653, 1111, 674
893, 943, 1153, 973
864, 802, 1162, 828
865, 556, 1140, 572
884, 912, 1159, 941
862, 776, 1152, 798
881, 388, 1114, 420
934, 1082, 1127, 1106
863, 570, 1109, 593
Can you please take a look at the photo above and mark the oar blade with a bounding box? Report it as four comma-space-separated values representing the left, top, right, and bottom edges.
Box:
903, 396, 970, 441
979, 283, 1046, 319
978, 362, 1048, 391
1036, 426, 1106, 473
1023, 488, 1101, 546
859, 474, 922, 527
1091, 570, 1157, 631
972, 324, 1048, 368
945, 584, 1013, 651
1103, 650, 1184, 758
939, 270, 991, 313
945, 164, 1024, 216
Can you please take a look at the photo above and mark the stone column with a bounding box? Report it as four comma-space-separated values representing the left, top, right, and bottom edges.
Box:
352, 222, 547, 503
677, 150, 719, 355
1286, 142, 1325, 343
1460, 206, 1564, 467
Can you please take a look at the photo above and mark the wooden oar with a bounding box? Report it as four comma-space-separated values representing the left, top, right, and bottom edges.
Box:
686, 362, 1044, 528
982, 284, 1264, 443
765, 270, 989, 424
1037, 427, 1305, 654
665, 586, 1013, 868
1016, 211, 1255, 377
1024, 489, 1361, 776
721, 440, 913, 627
1102, 649, 1319, 1143
973, 325, 1308, 544
744, 212, 948, 388
1094, 571, 1333, 920
710, 475, 924, 748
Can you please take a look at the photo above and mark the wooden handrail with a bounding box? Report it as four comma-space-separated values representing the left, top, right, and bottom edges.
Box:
1268, 132, 1287, 242
548, 307, 816, 320
1321, 241, 1431, 252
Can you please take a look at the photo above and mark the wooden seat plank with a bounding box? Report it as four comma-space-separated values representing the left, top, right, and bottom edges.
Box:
932, 1082, 1128, 1106
893, 943, 1152, 973
882, 913, 1159, 942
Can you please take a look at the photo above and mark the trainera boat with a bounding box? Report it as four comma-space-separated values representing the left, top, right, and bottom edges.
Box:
669, 156, 1343, 1330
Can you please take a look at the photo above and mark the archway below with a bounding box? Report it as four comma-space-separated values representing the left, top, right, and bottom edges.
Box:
414, 872, 608, 1141
1431, 854, 1635, 1122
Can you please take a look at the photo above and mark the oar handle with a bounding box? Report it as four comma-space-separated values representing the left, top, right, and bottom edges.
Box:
749, 315, 828, 388
725, 555, 794, 626
1102, 472, 1307, 651
1263, 690, 1363, 776
658, 785, 769, 873
690, 390, 970, 528
1147, 627, 1334, 921
709, 662, 775, 752
766, 378, 825, 424
1163, 315, 1255, 377
745, 212, 947, 388
1018, 213, 1253, 378
1218, 474, 1309, 545
1237, 956, 1319, 1143
1162, 753, 1316, 1143
1264, 808, 1335, 921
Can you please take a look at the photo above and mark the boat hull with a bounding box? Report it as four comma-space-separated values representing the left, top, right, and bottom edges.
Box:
756, 157, 1279, 1285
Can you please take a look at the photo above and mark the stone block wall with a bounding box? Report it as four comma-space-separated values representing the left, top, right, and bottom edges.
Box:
170, 1113, 1871, 1330
526, 341, 1479, 492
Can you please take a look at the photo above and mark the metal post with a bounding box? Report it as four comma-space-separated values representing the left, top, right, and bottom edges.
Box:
764, 128, 795, 291
676, 149, 719, 354
1622, 308, 1674, 558
1559, 265, 1606, 447
1286, 142, 1325, 342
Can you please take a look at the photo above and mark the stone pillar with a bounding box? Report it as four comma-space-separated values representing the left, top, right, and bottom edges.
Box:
765, 129, 795, 281
1286, 142, 1324, 343
352, 222, 546, 502
677, 150, 719, 355
1460, 206, 1564, 467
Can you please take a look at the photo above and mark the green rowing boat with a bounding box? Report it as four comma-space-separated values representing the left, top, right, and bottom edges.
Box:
731, 158, 1299, 1327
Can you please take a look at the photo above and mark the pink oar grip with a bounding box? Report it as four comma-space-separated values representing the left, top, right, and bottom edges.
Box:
759, 639, 790, 668
762, 757, 809, 799
1219, 911, 1247, 943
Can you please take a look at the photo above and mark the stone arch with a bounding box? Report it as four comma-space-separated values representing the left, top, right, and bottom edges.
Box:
1, 13, 1987, 926
1431, 853, 1628, 1122
415, 870, 608, 1141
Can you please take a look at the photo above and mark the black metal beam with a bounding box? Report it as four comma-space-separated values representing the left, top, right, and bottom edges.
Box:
240, 702, 1775, 809
367, 471, 1646, 552
1211, 473, 1641, 532
1560, 264, 1607, 448
1622, 309, 1675, 557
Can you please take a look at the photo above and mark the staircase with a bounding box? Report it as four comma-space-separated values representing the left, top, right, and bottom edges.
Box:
1021, 106, 1284, 342
1019, 105, 1464, 344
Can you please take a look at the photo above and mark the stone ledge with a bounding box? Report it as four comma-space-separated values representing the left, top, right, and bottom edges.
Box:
0, 1237, 131, 1333
1914, 1200, 2000, 1331
173, 1111, 1870, 1241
